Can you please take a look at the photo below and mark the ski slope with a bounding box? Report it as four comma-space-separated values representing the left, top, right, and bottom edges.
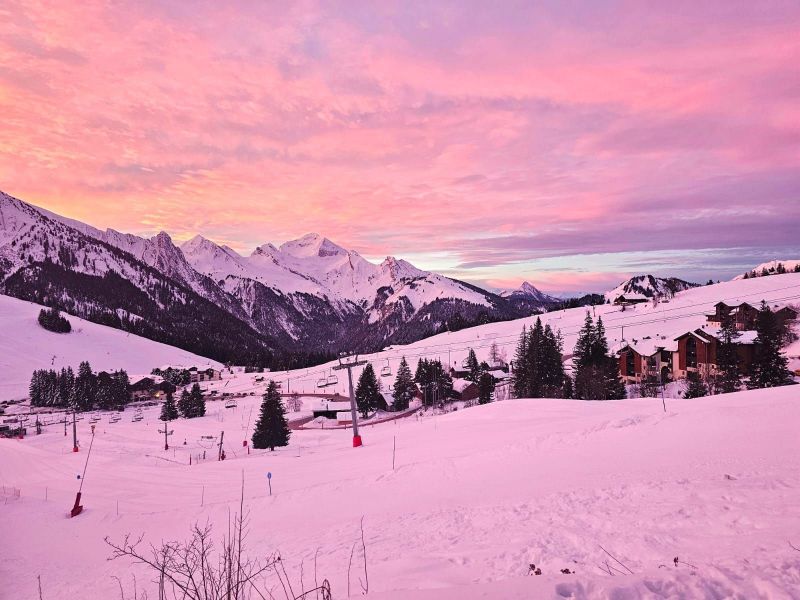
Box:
2, 386, 800, 598
0, 295, 220, 400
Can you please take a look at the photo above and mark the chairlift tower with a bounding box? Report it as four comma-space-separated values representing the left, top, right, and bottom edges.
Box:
333, 352, 367, 447
158, 425, 174, 450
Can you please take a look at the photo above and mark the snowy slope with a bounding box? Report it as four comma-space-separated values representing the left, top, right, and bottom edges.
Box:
734, 259, 800, 279
3, 386, 800, 598
0, 295, 220, 400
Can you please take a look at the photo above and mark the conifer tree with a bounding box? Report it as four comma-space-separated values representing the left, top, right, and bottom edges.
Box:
512, 326, 529, 398
603, 355, 627, 400
716, 312, 742, 393
95, 376, 116, 410
392, 357, 415, 411
748, 301, 793, 388
526, 318, 544, 397
73, 361, 97, 411
573, 314, 626, 400
160, 391, 179, 421
478, 370, 495, 404
465, 349, 480, 383
178, 389, 192, 417
188, 383, 206, 418
355, 363, 382, 418
683, 370, 708, 398
252, 381, 290, 450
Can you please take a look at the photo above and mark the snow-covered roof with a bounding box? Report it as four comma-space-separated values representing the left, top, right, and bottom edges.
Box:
129, 374, 163, 385
307, 399, 351, 412
487, 369, 510, 380
452, 378, 475, 393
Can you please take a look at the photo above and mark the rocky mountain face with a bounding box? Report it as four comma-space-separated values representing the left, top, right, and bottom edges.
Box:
0, 191, 554, 365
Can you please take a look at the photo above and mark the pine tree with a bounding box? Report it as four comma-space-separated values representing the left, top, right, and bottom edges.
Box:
185, 383, 205, 418
683, 370, 708, 398
178, 389, 192, 417
95, 376, 116, 410
573, 314, 625, 400
160, 391, 178, 421
573, 312, 595, 374
478, 370, 495, 404
73, 361, 96, 411
252, 381, 290, 450
465, 349, 480, 383
392, 357, 415, 411
748, 301, 793, 388
512, 326, 529, 398
526, 318, 544, 397
716, 312, 742, 394
603, 355, 627, 400
355, 363, 382, 418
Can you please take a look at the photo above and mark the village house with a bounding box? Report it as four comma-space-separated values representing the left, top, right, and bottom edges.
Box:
705, 302, 760, 330
128, 375, 165, 401
617, 338, 677, 384
451, 378, 479, 401
189, 365, 222, 383
673, 328, 758, 379
612, 293, 649, 307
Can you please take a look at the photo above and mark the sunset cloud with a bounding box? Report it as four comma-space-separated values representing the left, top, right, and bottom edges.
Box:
1, 1, 798, 293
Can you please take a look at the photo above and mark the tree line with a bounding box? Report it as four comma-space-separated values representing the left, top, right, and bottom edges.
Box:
513, 314, 625, 401
29, 361, 130, 411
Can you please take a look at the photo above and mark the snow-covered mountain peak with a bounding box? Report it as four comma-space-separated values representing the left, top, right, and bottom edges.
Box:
499, 281, 558, 304
252, 242, 279, 257
182, 234, 240, 258
279, 233, 347, 259
604, 274, 697, 303
380, 256, 425, 280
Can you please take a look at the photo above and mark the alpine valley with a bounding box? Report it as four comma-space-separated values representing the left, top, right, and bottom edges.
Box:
0, 191, 558, 367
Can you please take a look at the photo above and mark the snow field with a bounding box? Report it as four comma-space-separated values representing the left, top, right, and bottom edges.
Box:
2, 386, 800, 599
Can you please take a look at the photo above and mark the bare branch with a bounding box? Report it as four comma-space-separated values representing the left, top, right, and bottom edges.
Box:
598, 545, 635, 575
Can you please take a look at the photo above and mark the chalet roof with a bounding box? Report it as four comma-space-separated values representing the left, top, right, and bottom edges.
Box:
452, 378, 476, 393
675, 327, 758, 345
487, 369, 510, 380
617, 336, 678, 358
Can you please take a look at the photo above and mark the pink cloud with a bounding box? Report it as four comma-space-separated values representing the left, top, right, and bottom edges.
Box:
0, 1, 798, 287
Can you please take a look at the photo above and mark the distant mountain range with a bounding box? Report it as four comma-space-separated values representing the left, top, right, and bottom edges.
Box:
0, 191, 559, 366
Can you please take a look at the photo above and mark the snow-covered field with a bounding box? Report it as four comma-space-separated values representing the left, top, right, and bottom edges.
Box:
0, 294, 221, 400
2, 387, 800, 599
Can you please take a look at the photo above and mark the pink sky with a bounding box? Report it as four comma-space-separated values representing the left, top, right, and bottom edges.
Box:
1, 1, 798, 293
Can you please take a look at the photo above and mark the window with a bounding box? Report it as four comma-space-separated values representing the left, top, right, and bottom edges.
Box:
626, 351, 635, 375
686, 337, 697, 368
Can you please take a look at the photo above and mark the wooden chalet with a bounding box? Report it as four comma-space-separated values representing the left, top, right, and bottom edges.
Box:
673, 328, 758, 379
705, 302, 760, 330
617, 338, 677, 384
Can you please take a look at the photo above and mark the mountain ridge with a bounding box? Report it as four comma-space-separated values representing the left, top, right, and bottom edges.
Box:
0, 191, 557, 364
